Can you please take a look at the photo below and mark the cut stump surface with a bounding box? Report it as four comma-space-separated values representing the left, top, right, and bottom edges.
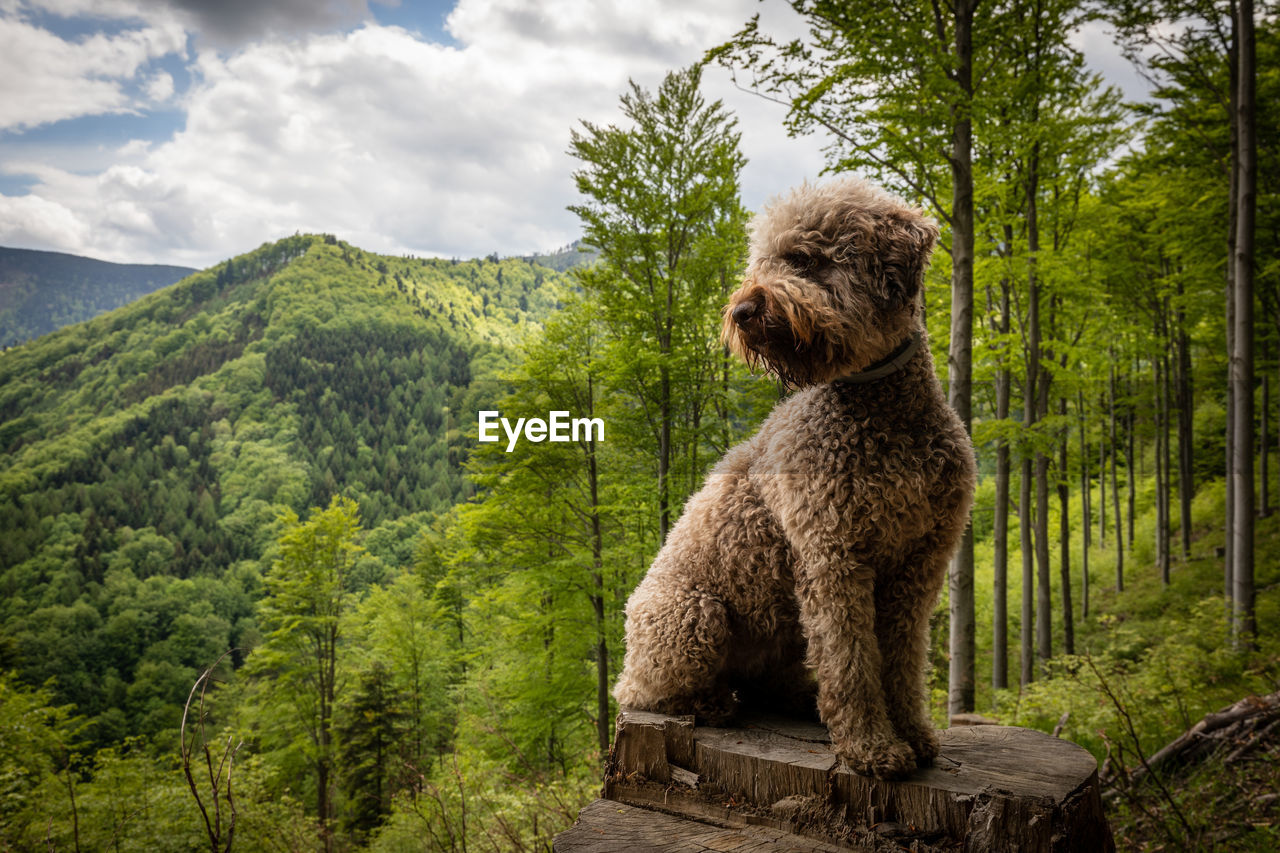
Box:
555, 710, 1114, 852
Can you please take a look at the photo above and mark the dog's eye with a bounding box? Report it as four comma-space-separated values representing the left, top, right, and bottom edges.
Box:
781, 252, 815, 272
781, 251, 828, 279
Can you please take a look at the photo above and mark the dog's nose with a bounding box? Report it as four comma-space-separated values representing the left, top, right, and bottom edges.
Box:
732, 301, 757, 328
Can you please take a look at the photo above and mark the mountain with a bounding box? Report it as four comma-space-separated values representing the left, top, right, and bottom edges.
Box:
0, 233, 571, 744
0, 246, 197, 346
517, 240, 599, 272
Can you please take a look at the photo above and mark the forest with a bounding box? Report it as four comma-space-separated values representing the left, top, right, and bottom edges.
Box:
0, 247, 195, 348
0, 0, 1277, 850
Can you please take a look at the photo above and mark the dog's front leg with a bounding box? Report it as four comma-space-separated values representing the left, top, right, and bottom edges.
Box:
796, 557, 916, 779
875, 551, 947, 766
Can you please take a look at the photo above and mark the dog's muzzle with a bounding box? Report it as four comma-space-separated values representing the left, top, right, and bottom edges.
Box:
731, 300, 758, 328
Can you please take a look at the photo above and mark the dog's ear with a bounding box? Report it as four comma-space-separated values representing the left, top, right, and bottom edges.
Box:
879, 214, 939, 311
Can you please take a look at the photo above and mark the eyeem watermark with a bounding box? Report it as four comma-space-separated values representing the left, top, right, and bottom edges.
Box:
478, 410, 604, 452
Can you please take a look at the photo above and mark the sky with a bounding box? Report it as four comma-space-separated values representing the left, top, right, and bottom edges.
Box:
0, 0, 1151, 269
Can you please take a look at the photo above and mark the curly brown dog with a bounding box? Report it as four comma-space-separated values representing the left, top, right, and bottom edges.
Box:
612, 178, 976, 780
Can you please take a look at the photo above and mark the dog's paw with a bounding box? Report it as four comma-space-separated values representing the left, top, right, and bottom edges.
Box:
905, 727, 940, 766
690, 688, 738, 727
837, 737, 916, 780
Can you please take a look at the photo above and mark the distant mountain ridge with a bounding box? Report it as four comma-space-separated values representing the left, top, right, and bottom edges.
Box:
516, 240, 599, 272
0, 246, 197, 346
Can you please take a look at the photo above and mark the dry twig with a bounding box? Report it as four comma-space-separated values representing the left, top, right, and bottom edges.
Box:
181, 650, 243, 853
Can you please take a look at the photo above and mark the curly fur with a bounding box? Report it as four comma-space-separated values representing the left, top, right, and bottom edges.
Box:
613, 177, 977, 780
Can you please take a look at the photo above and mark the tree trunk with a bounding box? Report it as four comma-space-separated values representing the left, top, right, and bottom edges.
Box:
1176, 276, 1195, 557
1261, 365, 1269, 515
1099, 422, 1106, 549
1225, 4, 1240, 612
1232, 0, 1257, 648
588, 373, 611, 756
588, 711, 1116, 853
993, 281, 1011, 693
1079, 391, 1090, 620
1020, 454, 1035, 688
1023, 126, 1052, 677
1110, 364, 1124, 592
1020, 263, 1037, 688
1155, 312, 1170, 585
659, 363, 671, 544
1127, 379, 1136, 551
947, 0, 977, 718
1035, 449, 1052, 671
1059, 397, 1074, 655
1154, 351, 1165, 579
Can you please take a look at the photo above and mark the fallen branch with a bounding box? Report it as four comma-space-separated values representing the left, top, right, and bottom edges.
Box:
1132, 690, 1280, 784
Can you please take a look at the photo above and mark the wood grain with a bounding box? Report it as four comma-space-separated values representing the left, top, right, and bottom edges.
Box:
590, 711, 1115, 852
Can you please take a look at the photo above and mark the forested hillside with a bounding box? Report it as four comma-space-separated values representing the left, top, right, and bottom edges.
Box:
0, 233, 565, 756
0, 246, 196, 347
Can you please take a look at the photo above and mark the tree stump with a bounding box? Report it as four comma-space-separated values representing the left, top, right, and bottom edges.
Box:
554, 710, 1114, 852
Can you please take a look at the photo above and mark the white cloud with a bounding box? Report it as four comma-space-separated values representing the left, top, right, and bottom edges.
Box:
0, 191, 92, 248
0, 15, 184, 129
144, 69, 175, 101
0, 0, 830, 267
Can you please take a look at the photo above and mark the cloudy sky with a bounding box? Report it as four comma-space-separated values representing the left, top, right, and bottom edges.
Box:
0, 0, 1148, 269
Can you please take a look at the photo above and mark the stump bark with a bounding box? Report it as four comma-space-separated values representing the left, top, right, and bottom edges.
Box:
555, 711, 1114, 852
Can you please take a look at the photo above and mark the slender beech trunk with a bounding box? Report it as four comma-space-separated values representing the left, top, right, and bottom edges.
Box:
1261, 362, 1270, 515
1176, 275, 1194, 557
543, 587, 557, 768
1225, 2, 1239, 611
1020, 286, 1036, 688
1035, 447, 1052, 671
1099, 424, 1106, 549
658, 367, 671, 543
1154, 348, 1165, 578
993, 279, 1011, 692
1162, 299, 1172, 574
1021, 217, 1040, 688
1127, 379, 1136, 550
1079, 391, 1090, 619
1034, 458, 1052, 672
587, 375, 610, 754
1030, 159, 1053, 673
947, 0, 977, 717
1163, 344, 1173, 576
1232, 0, 1257, 648
1058, 395, 1074, 655
1156, 303, 1171, 585
1110, 363, 1124, 591
1020, 453, 1035, 687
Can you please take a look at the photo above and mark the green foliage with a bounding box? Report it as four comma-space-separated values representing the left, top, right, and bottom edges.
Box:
247, 495, 366, 834
0, 233, 574, 757
569, 65, 759, 538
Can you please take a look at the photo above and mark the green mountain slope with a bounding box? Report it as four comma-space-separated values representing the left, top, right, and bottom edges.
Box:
0, 233, 567, 742
0, 246, 197, 346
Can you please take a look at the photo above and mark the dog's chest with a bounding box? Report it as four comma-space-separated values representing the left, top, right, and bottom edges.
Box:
755, 385, 966, 545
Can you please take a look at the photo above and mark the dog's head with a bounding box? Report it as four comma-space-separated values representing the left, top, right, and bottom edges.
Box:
723, 178, 938, 387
